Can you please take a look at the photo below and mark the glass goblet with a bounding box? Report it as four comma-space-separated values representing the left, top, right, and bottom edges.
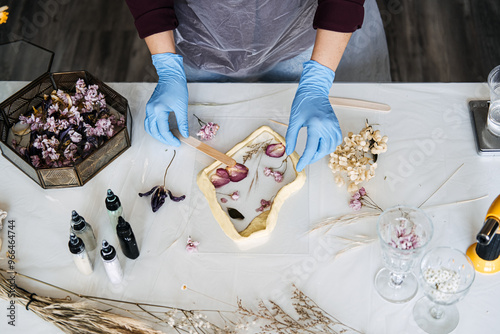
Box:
413, 247, 475, 334
374, 206, 434, 303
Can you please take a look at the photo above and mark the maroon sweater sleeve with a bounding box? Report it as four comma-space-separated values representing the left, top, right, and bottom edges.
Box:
125, 0, 178, 39
314, 0, 365, 33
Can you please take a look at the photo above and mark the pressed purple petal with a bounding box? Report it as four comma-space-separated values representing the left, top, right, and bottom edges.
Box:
167, 189, 186, 202
226, 163, 249, 182
151, 186, 167, 212
210, 168, 230, 188
139, 185, 159, 197
265, 143, 285, 158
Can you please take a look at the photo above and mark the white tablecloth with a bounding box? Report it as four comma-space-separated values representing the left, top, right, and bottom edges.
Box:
0, 81, 499, 334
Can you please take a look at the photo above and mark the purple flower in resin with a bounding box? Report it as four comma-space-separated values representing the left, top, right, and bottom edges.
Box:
256, 199, 271, 212
265, 143, 285, 158
139, 151, 185, 213
273, 171, 283, 183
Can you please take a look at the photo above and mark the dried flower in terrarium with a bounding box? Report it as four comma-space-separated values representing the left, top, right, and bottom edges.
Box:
12, 78, 125, 169
329, 120, 388, 192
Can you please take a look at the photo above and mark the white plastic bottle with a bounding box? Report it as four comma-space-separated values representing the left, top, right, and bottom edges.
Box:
68, 233, 93, 275
105, 189, 123, 229
100, 240, 123, 284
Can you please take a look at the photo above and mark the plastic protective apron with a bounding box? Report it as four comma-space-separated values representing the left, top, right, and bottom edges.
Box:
174, 0, 390, 82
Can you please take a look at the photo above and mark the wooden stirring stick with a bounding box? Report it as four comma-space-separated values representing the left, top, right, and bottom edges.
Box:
171, 129, 236, 167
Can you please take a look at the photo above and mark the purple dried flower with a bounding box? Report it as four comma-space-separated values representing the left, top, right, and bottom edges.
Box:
256, 199, 272, 212
197, 122, 220, 141
230, 191, 240, 201
210, 168, 231, 188
389, 222, 421, 250
69, 130, 82, 143
265, 143, 285, 158
263, 167, 273, 176
220, 197, 228, 203
139, 151, 185, 212
226, 163, 249, 182
273, 171, 284, 183
359, 187, 367, 196
352, 191, 361, 200
30, 155, 40, 167
349, 199, 362, 211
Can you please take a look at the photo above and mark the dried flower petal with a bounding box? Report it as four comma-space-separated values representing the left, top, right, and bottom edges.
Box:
230, 191, 240, 201
167, 189, 186, 202
349, 199, 362, 211
186, 236, 200, 253
226, 163, 249, 182
139, 185, 159, 197
265, 143, 285, 158
210, 168, 230, 188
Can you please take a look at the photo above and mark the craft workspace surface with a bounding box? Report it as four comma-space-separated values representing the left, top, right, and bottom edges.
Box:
0, 81, 499, 333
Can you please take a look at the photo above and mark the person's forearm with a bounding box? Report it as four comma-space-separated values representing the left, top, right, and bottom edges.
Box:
145, 30, 176, 55
311, 28, 352, 72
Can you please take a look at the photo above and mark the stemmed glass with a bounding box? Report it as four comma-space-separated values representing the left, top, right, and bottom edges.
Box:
413, 247, 475, 334
374, 206, 434, 303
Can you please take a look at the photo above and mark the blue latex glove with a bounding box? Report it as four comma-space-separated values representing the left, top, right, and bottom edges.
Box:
145, 53, 189, 146
285, 60, 342, 172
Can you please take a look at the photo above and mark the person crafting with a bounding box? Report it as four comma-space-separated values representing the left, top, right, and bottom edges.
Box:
125, 0, 390, 171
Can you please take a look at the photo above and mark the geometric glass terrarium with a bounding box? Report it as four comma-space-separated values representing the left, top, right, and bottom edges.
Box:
0, 71, 132, 189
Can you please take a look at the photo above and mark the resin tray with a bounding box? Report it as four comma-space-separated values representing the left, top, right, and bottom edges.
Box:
197, 125, 306, 243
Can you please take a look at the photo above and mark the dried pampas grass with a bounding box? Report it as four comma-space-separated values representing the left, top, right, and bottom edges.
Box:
0, 272, 164, 334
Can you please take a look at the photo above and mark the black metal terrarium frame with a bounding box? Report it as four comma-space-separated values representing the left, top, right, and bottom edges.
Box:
0, 71, 133, 189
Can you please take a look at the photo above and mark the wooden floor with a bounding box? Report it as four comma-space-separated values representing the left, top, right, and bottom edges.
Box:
0, 0, 499, 82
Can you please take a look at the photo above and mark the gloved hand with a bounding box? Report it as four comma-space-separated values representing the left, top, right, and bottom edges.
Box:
145, 53, 189, 146
285, 60, 342, 172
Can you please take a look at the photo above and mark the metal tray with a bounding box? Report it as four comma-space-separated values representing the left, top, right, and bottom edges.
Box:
469, 100, 500, 156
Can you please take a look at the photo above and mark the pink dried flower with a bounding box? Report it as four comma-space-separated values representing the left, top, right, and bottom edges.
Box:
359, 187, 367, 196
69, 130, 82, 143
265, 143, 285, 158
349, 199, 362, 211
226, 163, 249, 182
194, 114, 220, 141
220, 197, 228, 203
389, 223, 421, 250
352, 191, 361, 200
210, 168, 231, 188
256, 199, 271, 212
197, 122, 220, 141
263, 167, 273, 176
273, 171, 283, 183
30, 155, 41, 167
186, 236, 200, 253
230, 191, 240, 201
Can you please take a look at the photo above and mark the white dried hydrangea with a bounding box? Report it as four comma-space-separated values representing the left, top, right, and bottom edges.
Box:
329, 121, 388, 192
